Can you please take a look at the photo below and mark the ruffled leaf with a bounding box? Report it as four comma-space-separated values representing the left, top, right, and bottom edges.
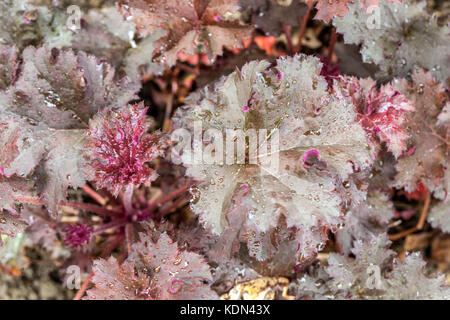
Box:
173, 55, 374, 263
118, 0, 252, 65
293, 234, 450, 299
428, 200, 450, 233
334, 0, 450, 82
131, 232, 218, 299
72, 6, 167, 81
0, 0, 74, 50
384, 253, 450, 299
336, 191, 395, 254
85, 257, 150, 300
87, 232, 218, 300
0, 46, 139, 214
392, 68, 449, 198
314, 0, 354, 23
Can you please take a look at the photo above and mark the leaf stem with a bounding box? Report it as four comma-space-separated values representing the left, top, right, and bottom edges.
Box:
82, 185, 107, 206
13, 196, 121, 217
125, 224, 134, 254
296, 0, 314, 53
282, 23, 295, 55
123, 184, 135, 214
92, 219, 128, 235
157, 196, 189, 219
163, 88, 174, 133
73, 271, 94, 300
327, 27, 337, 61
59, 201, 121, 217
13, 196, 42, 204
146, 182, 193, 213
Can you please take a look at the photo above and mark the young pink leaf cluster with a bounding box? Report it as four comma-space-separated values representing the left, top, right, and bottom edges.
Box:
86, 102, 167, 197
333, 76, 414, 158
63, 223, 93, 249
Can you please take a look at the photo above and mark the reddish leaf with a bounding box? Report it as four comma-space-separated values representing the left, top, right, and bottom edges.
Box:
118, 0, 252, 65
87, 232, 218, 300
0, 176, 32, 239
72, 6, 167, 81
334, 76, 414, 158
130, 232, 218, 299
314, 0, 399, 23
314, 0, 354, 23
86, 257, 150, 300
393, 69, 449, 199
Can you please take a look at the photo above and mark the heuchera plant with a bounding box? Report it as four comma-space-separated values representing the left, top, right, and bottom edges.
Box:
0, 0, 449, 300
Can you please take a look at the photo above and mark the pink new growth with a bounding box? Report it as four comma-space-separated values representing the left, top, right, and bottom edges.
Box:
87, 103, 166, 196
64, 223, 93, 248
